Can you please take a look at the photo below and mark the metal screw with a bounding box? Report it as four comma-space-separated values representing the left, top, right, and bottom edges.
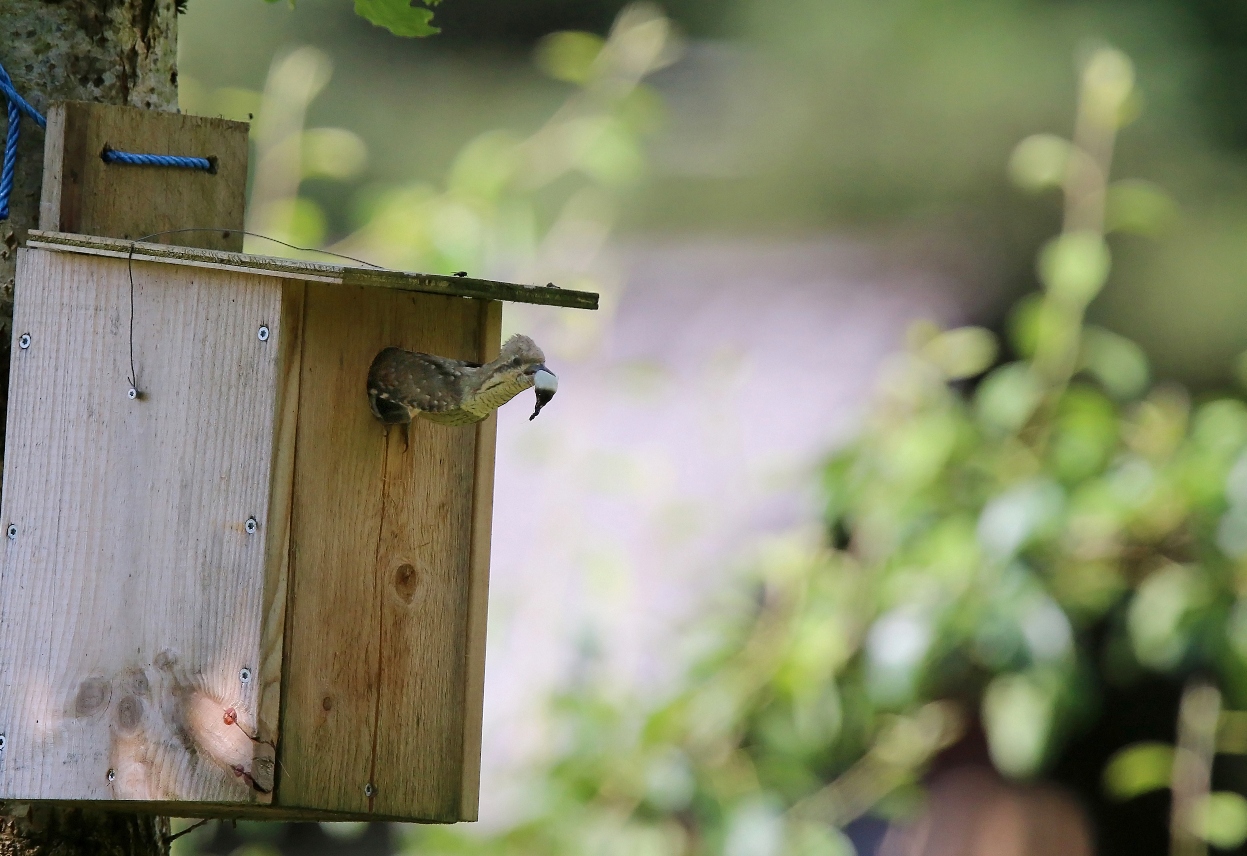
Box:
364, 783, 375, 797
18, 333, 30, 350
127, 387, 138, 401
239, 667, 252, 684
106, 768, 116, 783
257, 326, 270, 342
6, 525, 16, 540
245, 516, 258, 535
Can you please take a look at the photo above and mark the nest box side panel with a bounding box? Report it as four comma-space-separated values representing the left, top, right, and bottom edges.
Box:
279, 286, 488, 821
40, 102, 247, 251
0, 249, 285, 804
459, 299, 501, 821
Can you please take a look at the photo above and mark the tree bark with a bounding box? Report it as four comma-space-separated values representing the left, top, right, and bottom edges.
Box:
0, 807, 169, 856
0, 1, 178, 853
0, 0, 179, 361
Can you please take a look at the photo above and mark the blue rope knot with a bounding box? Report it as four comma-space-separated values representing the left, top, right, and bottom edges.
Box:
0, 58, 215, 221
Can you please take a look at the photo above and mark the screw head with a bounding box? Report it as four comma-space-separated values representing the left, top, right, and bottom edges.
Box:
0, 734, 6, 751
127, 387, 138, 401
6, 525, 16, 540
257, 326, 270, 342
18, 333, 30, 350
245, 516, 258, 535
364, 783, 375, 797
239, 667, 252, 684
106, 768, 116, 783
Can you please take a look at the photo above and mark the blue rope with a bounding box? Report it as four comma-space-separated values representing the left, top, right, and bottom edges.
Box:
101, 148, 213, 171
0, 60, 42, 221
0, 58, 213, 221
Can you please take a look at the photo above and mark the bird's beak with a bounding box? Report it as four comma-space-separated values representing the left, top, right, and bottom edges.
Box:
530, 368, 557, 420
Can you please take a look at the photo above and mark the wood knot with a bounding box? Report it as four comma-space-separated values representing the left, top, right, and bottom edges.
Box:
393, 562, 421, 603
74, 676, 111, 718
115, 695, 144, 732
322, 695, 334, 712
122, 668, 150, 697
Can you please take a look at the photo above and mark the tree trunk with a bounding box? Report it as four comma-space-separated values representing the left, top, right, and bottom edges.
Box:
0, 807, 169, 856
0, 1, 178, 853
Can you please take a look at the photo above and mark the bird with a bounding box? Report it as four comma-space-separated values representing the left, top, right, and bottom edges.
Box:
367, 334, 558, 428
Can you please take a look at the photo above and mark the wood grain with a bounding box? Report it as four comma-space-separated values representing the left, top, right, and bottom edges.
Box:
370, 296, 481, 821
276, 283, 384, 815
27, 231, 600, 310
253, 280, 308, 801
459, 300, 502, 820
278, 286, 485, 820
39, 103, 248, 251
0, 249, 285, 803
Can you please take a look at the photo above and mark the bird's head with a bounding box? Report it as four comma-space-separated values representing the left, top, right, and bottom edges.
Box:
489, 334, 548, 380
485, 334, 558, 418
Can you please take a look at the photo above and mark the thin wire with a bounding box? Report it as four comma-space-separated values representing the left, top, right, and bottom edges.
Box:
123, 228, 388, 396
165, 818, 211, 845
126, 243, 138, 394
131, 228, 385, 268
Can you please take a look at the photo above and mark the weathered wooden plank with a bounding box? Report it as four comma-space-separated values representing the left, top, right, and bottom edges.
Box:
370, 295, 481, 821
253, 280, 307, 802
342, 268, 598, 311
39, 103, 248, 251
26, 232, 342, 284
458, 300, 502, 820
25, 231, 600, 310
0, 248, 284, 803
278, 286, 484, 819
277, 283, 385, 815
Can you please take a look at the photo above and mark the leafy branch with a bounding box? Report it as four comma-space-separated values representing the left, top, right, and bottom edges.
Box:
263, 0, 444, 38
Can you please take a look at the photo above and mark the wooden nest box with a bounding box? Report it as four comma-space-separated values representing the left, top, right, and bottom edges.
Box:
0, 103, 596, 821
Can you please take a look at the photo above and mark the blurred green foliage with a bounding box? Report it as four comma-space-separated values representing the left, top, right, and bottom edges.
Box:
372, 44, 1247, 854
175, 4, 1247, 850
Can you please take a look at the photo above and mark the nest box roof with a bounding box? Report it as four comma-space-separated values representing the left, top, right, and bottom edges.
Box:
26, 230, 599, 311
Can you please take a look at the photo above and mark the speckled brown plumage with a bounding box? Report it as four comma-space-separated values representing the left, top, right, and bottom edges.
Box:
367, 334, 553, 426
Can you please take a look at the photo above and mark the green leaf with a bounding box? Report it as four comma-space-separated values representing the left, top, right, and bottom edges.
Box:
354, 0, 439, 37
1102, 742, 1173, 800
1037, 231, 1111, 305
1081, 326, 1149, 400
1008, 134, 1071, 193
536, 31, 606, 83
975, 362, 1043, 433
920, 326, 998, 380
1194, 792, 1247, 849
982, 672, 1057, 778
1105, 179, 1177, 236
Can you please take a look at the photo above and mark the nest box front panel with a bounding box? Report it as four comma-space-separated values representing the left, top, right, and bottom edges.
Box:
0, 248, 285, 805
278, 286, 499, 821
